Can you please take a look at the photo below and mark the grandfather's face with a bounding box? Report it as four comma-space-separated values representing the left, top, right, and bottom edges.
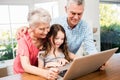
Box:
65, 3, 84, 28
32, 23, 50, 39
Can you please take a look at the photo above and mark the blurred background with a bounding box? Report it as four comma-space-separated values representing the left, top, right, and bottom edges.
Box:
0, 0, 120, 76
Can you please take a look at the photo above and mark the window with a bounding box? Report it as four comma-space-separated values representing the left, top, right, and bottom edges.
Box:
35, 1, 59, 18
0, 1, 59, 61
0, 5, 29, 61
100, 2, 120, 53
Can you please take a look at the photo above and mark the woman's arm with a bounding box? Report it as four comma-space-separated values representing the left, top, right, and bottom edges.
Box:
20, 55, 58, 80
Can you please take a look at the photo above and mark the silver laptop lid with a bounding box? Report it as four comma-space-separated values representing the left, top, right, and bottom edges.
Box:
63, 48, 118, 80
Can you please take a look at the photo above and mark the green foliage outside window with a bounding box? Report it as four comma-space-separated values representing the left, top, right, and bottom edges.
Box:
0, 30, 17, 61
0, 42, 17, 61
101, 24, 120, 53
100, 4, 120, 52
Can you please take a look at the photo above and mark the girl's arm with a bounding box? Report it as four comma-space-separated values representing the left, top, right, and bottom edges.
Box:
68, 52, 77, 60
38, 52, 45, 68
38, 58, 44, 68
45, 62, 64, 68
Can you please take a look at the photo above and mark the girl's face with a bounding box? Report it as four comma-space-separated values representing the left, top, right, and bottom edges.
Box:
32, 23, 50, 39
51, 31, 65, 48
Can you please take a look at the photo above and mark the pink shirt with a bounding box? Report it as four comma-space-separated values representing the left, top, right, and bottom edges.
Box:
13, 32, 39, 74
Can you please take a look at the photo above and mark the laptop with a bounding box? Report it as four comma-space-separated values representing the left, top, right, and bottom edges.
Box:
58, 48, 118, 80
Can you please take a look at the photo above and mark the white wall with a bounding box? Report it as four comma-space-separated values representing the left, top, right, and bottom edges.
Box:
83, 0, 100, 51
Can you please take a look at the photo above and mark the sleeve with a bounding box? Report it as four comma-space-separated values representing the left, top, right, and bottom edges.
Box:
16, 36, 30, 57
83, 23, 98, 54
37, 51, 45, 60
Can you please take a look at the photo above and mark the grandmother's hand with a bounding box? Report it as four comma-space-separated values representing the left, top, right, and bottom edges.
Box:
45, 67, 59, 80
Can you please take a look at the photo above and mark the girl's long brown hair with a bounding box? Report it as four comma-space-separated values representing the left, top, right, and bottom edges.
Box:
43, 24, 72, 61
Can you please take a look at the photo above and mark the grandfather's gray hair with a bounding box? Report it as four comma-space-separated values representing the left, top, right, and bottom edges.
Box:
27, 8, 51, 26
66, 0, 85, 7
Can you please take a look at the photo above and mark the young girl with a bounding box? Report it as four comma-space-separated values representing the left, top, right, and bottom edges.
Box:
38, 24, 76, 68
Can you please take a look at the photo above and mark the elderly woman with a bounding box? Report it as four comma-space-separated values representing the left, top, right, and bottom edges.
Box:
13, 8, 58, 80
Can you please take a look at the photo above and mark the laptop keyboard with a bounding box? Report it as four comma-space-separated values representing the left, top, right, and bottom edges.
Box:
59, 69, 67, 77
57, 63, 71, 78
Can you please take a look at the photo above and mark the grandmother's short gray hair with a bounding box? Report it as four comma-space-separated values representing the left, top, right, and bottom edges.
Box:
27, 8, 51, 26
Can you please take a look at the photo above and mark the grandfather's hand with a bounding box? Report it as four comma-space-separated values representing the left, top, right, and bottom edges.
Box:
99, 62, 108, 71
16, 26, 28, 40
100, 63, 106, 70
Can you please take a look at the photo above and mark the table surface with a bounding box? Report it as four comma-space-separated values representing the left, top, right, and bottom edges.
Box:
76, 53, 120, 80
0, 54, 120, 80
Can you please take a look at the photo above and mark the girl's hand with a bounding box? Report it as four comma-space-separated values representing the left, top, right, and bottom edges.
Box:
45, 62, 63, 68
57, 58, 69, 66
45, 59, 69, 68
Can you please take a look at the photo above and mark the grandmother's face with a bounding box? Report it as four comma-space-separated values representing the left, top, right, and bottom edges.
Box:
33, 23, 50, 39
